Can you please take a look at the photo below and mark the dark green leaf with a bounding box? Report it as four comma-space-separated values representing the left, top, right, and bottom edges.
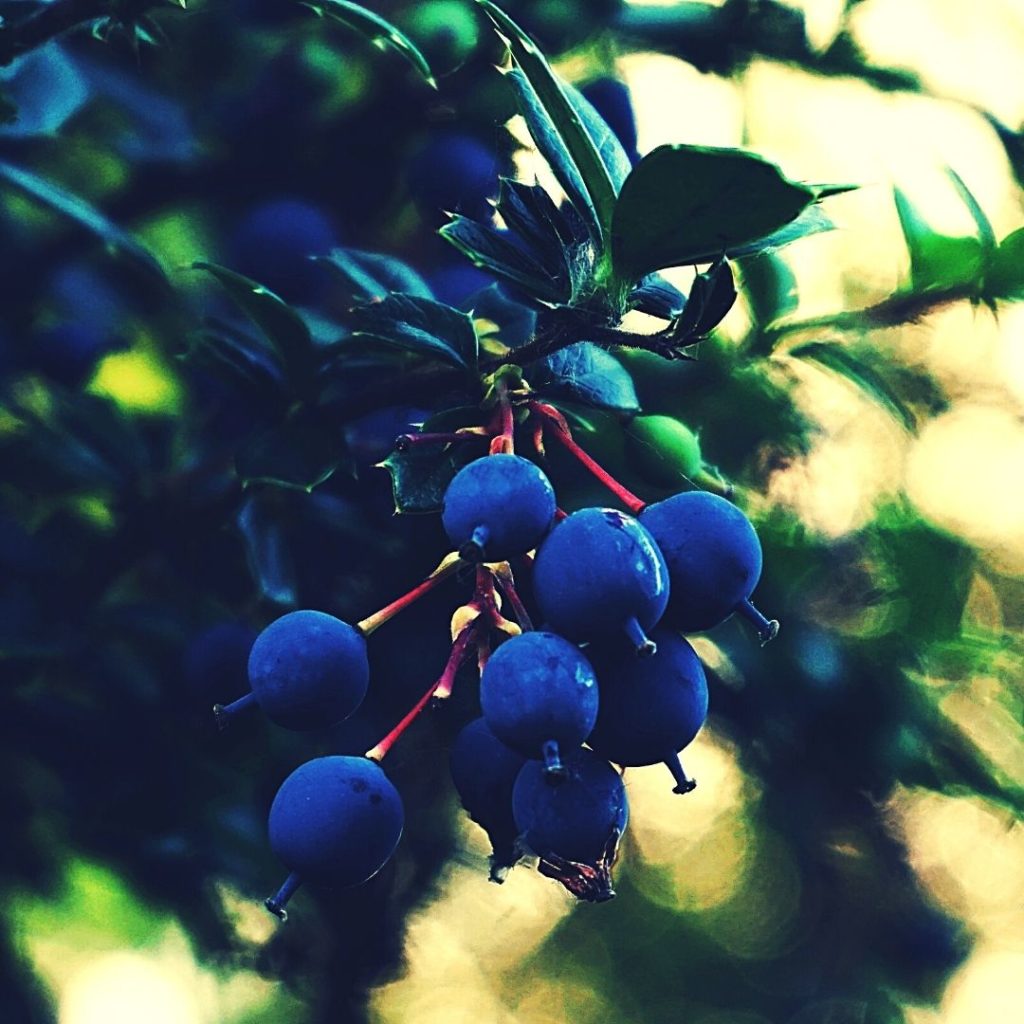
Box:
739, 251, 798, 327
440, 215, 568, 303
985, 227, 1024, 300
0, 160, 166, 283
893, 188, 985, 291
193, 261, 316, 386
534, 342, 640, 412
676, 258, 736, 337
380, 438, 478, 514
349, 293, 478, 371
237, 494, 296, 606
478, 1, 617, 246
314, 0, 437, 87
724, 203, 835, 260
610, 145, 821, 286
317, 248, 432, 302
945, 167, 996, 254
629, 274, 688, 319
236, 421, 343, 491
790, 341, 915, 429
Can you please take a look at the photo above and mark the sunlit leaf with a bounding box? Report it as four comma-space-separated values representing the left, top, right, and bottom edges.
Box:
893, 188, 985, 292
985, 227, 1024, 300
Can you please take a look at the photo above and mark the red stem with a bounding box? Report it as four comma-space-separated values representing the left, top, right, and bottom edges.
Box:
529, 402, 645, 515
491, 566, 533, 631
489, 383, 516, 455
357, 555, 462, 636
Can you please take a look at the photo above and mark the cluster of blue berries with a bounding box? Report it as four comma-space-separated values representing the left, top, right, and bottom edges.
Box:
215, 439, 778, 914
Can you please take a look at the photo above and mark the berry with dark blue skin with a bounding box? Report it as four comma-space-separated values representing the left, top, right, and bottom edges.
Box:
265, 755, 404, 919
581, 77, 640, 164
512, 747, 628, 902
532, 507, 670, 654
587, 627, 709, 794
450, 717, 528, 879
442, 453, 556, 561
406, 132, 500, 220
480, 631, 598, 779
639, 491, 779, 643
229, 198, 338, 302
214, 610, 369, 731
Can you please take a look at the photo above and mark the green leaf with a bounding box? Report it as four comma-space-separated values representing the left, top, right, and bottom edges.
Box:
0, 161, 166, 283
945, 167, 996, 254
193, 261, 316, 387
380, 438, 478, 514
984, 227, 1024, 300
790, 341, 915, 429
349, 293, 479, 372
675, 258, 736, 338
440, 214, 569, 303
534, 342, 640, 413
236, 421, 343, 491
610, 145, 821, 287
314, 0, 437, 87
893, 188, 985, 292
476, 0, 617, 247
317, 248, 432, 302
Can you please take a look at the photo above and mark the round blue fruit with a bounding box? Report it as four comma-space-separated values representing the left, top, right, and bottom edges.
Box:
480, 631, 598, 772
639, 491, 764, 633
587, 627, 708, 770
450, 717, 527, 876
406, 132, 499, 220
268, 756, 403, 887
248, 610, 369, 730
513, 747, 628, 865
532, 507, 669, 652
229, 198, 338, 302
442, 453, 556, 561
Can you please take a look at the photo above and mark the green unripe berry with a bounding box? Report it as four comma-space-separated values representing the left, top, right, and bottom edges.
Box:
626, 415, 703, 488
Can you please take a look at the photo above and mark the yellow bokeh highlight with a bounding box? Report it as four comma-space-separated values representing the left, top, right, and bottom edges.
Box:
88, 344, 183, 416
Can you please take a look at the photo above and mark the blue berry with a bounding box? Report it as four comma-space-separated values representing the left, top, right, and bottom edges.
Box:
215, 610, 369, 731
450, 717, 527, 879
480, 631, 598, 779
640, 492, 779, 643
587, 628, 708, 794
407, 132, 500, 220
442, 453, 556, 561
532, 507, 670, 654
230, 198, 338, 302
512, 747, 628, 902
265, 756, 403, 918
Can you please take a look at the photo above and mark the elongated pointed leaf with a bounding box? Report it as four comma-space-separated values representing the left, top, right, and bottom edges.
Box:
945, 167, 995, 253
315, 0, 437, 87
0, 160, 165, 282
318, 247, 432, 302
477, 1, 617, 247
893, 188, 985, 291
610, 145, 822, 286
193, 262, 315, 384
440, 215, 568, 303
349, 293, 478, 371
790, 341, 915, 429
535, 342, 639, 412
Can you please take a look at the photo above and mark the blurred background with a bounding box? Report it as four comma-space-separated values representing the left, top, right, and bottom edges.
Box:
1, 0, 1023, 1022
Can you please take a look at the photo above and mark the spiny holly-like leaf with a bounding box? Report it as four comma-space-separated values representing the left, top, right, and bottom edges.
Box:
349, 293, 478, 372
380, 438, 478, 514
893, 188, 985, 292
313, 0, 437, 87
0, 161, 165, 283
985, 227, 1024, 300
193, 261, 315, 386
610, 145, 831, 286
790, 341, 915, 429
318, 247, 432, 302
440, 215, 568, 303
236, 421, 344, 492
478, 0, 617, 248
534, 342, 640, 413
